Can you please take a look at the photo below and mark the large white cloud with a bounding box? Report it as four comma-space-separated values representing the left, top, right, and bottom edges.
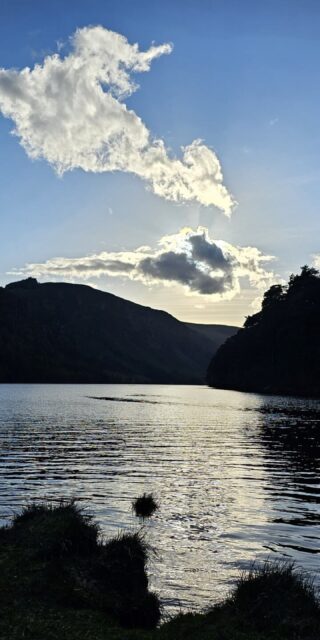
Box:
10, 227, 275, 298
0, 26, 235, 213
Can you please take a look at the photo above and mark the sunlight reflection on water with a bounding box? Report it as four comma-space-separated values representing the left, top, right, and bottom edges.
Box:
0, 384, 319, 613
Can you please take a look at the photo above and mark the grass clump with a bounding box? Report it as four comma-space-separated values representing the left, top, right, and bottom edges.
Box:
10, 499, 99, 559
157, 561, 320, 640
90, 531, 160, 629
132, 494, 159, 518
0, 500, 160, 636
232, 560, 320, 636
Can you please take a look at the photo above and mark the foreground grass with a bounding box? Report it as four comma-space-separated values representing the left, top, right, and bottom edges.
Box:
159, 563, 320, 640
0, 500, 159, 638
0, 501, 319, 640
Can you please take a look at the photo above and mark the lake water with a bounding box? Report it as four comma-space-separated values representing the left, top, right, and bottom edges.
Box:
0, 384, 319, 613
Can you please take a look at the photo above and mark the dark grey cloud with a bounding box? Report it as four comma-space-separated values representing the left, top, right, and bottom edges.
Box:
189, 233, 231, 270
139, 250, 233, 295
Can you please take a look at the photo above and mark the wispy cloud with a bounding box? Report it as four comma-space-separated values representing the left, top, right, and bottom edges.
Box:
312, 255, 320, 270
0, 26, 235, 213
10, 227, 276, 298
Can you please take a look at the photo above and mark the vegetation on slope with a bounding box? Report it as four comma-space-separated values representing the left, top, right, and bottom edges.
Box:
207, 266, 320, 396
0, 500, 319, 640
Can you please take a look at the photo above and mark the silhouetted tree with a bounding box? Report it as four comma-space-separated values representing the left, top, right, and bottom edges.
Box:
261, 284, 285, 309
288, 265, 319, 294
207, 265, 320, 396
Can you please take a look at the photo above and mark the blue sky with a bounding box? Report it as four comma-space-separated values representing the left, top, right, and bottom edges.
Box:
0, 0, 320, 324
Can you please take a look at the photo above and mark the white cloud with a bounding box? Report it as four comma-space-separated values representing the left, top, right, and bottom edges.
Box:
10, 227, 276, 299
0, 26, 235, 213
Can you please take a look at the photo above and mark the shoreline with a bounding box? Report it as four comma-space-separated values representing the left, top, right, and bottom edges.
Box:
0, 500, 319, 640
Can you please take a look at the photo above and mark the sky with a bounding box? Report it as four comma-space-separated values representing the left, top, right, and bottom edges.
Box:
1, 0, 320, 326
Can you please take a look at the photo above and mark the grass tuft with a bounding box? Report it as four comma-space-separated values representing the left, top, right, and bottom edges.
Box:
158, 561, 320, 639
91, 531, 161, 628
0, 500, 160, 632
132, 494, 159, 518
232, 560, 319, 635
11, 499, 99, 559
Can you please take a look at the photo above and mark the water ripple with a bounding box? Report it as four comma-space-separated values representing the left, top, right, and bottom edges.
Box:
0, 383, 319, 613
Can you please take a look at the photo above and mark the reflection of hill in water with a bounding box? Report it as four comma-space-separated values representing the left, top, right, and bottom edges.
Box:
254, 404, 320, 529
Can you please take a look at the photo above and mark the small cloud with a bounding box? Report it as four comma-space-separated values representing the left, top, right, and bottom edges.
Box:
56, 39, 65, 52
30, 47, 53, 60
269, 117, 279, 127
312, 254, 320, 270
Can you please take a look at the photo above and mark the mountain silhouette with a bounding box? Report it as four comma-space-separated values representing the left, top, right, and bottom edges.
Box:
0, 278, 237, 384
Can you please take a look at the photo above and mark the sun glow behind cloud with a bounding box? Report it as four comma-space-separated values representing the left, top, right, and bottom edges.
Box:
10, 227, 276, 300
0, 26, 235, 213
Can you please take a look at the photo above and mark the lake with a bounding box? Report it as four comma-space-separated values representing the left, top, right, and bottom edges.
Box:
0, 384, 319, 613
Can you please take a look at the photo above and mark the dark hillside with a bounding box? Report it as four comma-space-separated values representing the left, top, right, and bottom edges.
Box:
0, 278, 229, 384
207, 266, 320, 396
186, 322, 238, 352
